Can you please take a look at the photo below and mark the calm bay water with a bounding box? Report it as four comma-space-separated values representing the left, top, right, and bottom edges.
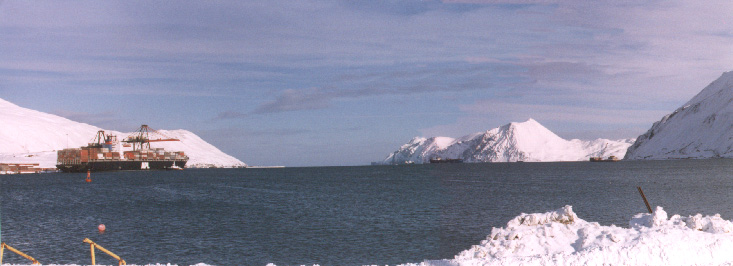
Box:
2, 160, 733, 265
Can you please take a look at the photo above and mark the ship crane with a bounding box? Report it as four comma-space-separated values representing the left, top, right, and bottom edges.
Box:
89, 130, 118, 148
122, 124, 180, 151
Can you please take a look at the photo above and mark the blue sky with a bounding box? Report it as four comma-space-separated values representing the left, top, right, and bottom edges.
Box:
1, 0, 731, 166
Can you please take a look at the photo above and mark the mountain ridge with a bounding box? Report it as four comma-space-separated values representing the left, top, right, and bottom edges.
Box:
381, 119, 634, 164
625, 71, 733, 160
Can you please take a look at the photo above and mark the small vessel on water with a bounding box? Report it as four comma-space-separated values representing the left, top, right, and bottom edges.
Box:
589, 156, 620, 162
56, 125, 188, 172
429, 157, 464, 163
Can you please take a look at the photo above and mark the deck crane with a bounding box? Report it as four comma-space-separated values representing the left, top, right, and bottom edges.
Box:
122, 125, 180, 151
89, 130, 118, 148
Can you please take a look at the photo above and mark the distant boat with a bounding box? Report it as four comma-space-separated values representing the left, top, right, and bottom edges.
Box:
429, 158, 463, 163
590, 156, 620, 162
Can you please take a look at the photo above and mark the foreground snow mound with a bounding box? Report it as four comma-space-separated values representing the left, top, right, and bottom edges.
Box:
405, 206, 733, 266
380, 119, 634, 164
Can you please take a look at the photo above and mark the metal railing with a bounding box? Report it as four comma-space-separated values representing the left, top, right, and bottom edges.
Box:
0, 242, 40, 265
83, 238, 127, 265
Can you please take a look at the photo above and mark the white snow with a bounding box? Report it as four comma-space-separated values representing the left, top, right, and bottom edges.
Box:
0, 98, 246, 169
381, 119, 634, 164
402, 206, 733, 266
626, 71, 733, 160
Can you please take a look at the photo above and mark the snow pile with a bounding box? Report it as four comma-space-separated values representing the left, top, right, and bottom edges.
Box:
404, 206, 733, 266
0, 97, 246, 168
626, 70, 733, 160
381, 119, 634, 164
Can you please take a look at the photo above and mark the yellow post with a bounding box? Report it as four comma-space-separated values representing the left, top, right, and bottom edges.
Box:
83, 238, 126, 265
90, 241, 96, 265
0, 242, 40, 264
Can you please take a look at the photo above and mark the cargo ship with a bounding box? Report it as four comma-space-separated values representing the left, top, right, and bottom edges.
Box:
589, 155, 620, 162
429, 157, 463, 163
56, 125, 188, 173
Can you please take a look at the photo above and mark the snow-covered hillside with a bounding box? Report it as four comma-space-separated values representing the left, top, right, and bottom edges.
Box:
0, 98, 246, 168
625, 71, 733, 160
381, 119, 634, 164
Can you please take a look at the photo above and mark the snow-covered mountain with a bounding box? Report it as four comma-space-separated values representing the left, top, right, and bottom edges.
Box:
625, 71, 733, 160
381, 119, 634, 164
0, 97, 246, 168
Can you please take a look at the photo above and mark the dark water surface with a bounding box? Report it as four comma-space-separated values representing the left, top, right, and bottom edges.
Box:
2, 160, 733, 265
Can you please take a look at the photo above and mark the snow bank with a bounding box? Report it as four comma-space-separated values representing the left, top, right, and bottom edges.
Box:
406, 206, 733, 266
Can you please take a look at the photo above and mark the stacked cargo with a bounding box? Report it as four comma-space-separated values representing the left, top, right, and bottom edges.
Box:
58, 148, 82, 164
58, 146, 122, 163
0, 163, 53, 174
122, 149, 186, 161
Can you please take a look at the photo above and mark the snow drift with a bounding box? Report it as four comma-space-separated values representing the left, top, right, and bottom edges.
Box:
626, 71, 733, 160
404, 206, 733, 266
0, 98, 246, 168
381, 119, 634, 164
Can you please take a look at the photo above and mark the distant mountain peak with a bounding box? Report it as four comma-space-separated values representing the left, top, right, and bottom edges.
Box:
516, 118, 539, 125
504, 118, 552, 133
380, 119, 633, 164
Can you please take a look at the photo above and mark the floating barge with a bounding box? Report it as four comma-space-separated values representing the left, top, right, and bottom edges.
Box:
56, 125, 188, 173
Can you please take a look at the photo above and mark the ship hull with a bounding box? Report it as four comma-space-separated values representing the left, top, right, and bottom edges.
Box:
56, 160, 187, 173
429, 158, 463, 163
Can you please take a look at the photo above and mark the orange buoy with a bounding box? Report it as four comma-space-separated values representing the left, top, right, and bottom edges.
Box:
86, 170, 92, 183
98, 224, 106, 233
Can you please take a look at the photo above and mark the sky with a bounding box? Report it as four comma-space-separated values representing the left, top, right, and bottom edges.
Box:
1, 0, 732, 167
